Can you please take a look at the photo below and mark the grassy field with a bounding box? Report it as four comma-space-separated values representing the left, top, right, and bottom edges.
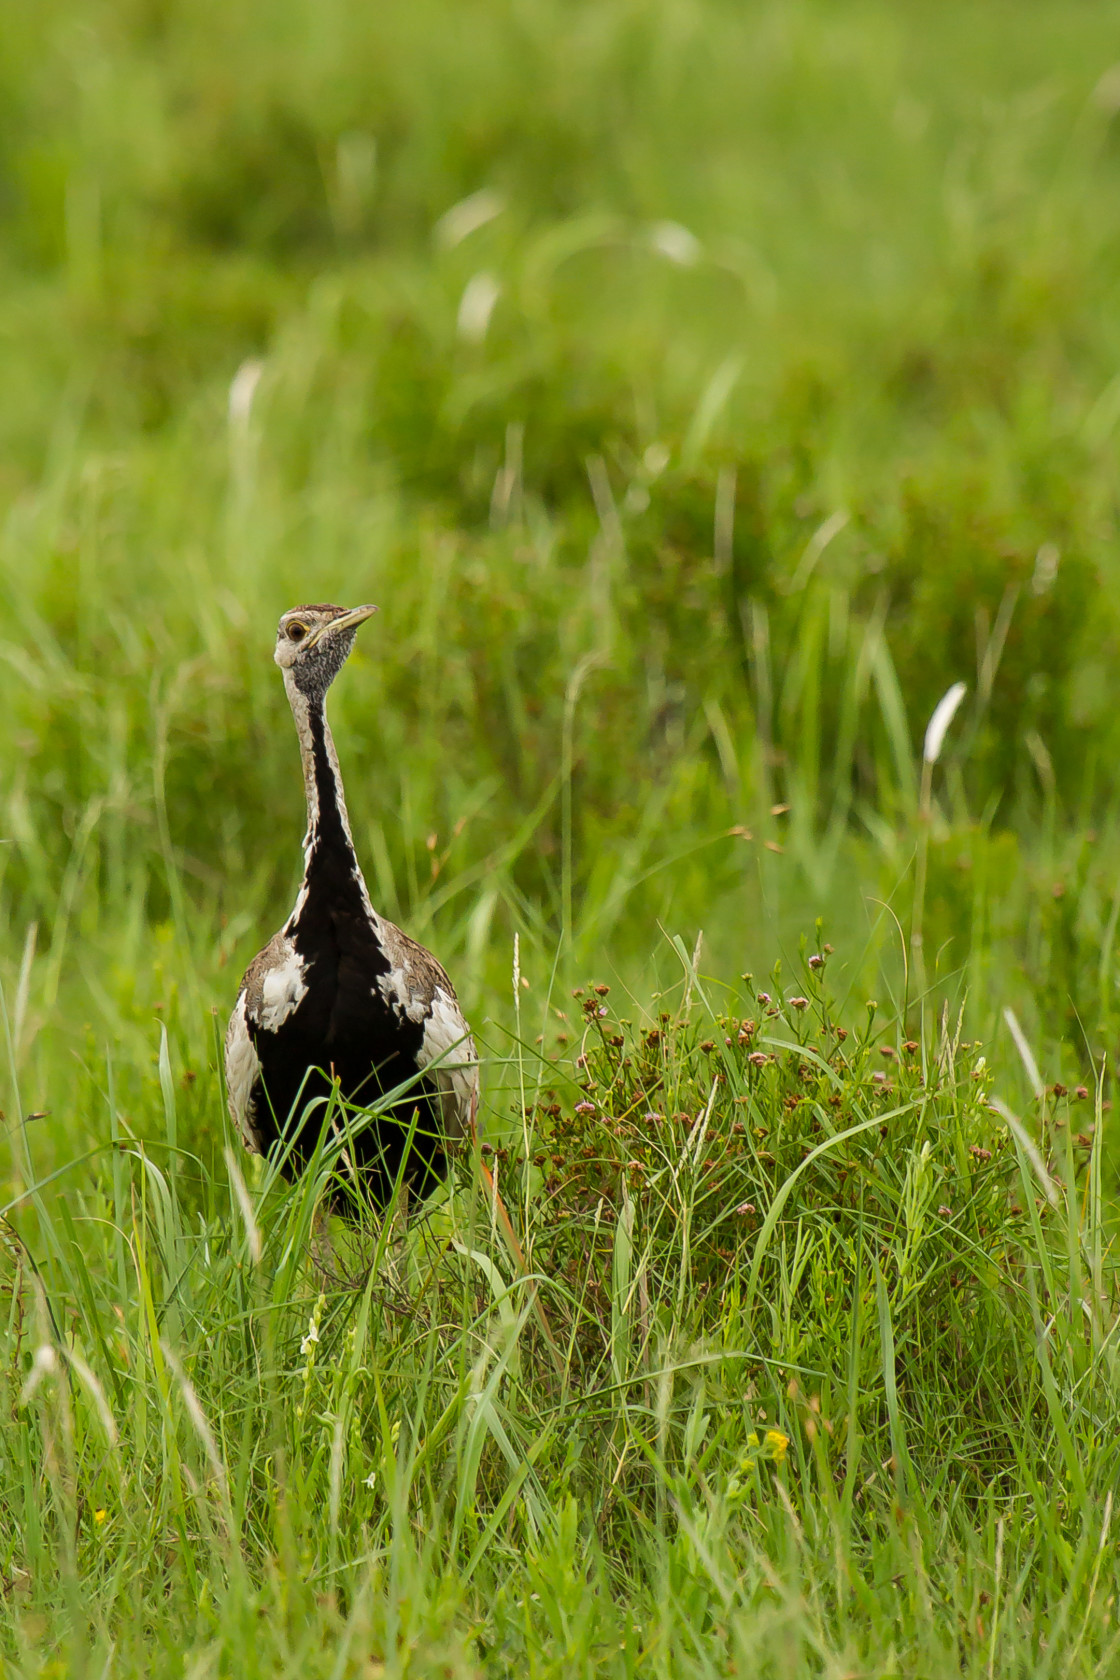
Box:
4, 0, 1120, 1672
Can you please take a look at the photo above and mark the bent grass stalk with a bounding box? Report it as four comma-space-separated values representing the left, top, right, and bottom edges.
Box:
910, 681, 968, 1006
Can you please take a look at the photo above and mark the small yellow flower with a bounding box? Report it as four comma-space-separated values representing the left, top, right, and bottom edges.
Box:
764, 1429, 789, 1464
740, 1428, 790, 1471
93, 1508, 107, 1526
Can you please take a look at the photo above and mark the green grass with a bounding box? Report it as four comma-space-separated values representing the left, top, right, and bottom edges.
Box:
4, 959, 1119, 1676
4, 0, 1120, 1671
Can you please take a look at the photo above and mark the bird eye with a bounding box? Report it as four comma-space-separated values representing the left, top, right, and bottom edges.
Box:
287, 622, 307, 643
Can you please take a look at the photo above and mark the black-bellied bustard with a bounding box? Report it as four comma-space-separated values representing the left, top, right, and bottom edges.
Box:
225, 604, 477, 1205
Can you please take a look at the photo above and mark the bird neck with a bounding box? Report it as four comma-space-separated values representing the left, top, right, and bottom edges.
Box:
284, 675, 360, 873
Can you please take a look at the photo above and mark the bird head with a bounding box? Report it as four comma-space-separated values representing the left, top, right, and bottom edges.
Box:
274, 603, 378, 697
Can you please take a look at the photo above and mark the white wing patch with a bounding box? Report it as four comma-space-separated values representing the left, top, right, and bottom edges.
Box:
416, 986, 479, 1141
225, 994, 263, 1154
377, 965, 430, 1025
256, 941, 309, 1032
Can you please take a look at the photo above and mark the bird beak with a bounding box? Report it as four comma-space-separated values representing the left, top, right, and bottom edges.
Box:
305, 604, 379, 649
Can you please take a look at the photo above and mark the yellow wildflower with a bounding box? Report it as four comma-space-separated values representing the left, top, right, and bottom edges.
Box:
740, 1428, 790, 1469
764, 1429, 789, 1464
93, 1509, 107, 1526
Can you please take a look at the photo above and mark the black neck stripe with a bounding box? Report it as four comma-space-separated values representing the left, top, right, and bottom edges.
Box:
308, 702, 350, 852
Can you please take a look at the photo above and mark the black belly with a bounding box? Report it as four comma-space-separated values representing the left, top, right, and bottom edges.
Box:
248, 920, 447, 1209
243, 808, 460, 1208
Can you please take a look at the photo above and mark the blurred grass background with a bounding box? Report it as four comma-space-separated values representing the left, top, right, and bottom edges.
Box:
5, 2, 1120, 1671
5, 0, 1120, 1183
6, 1, 1120, 1051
